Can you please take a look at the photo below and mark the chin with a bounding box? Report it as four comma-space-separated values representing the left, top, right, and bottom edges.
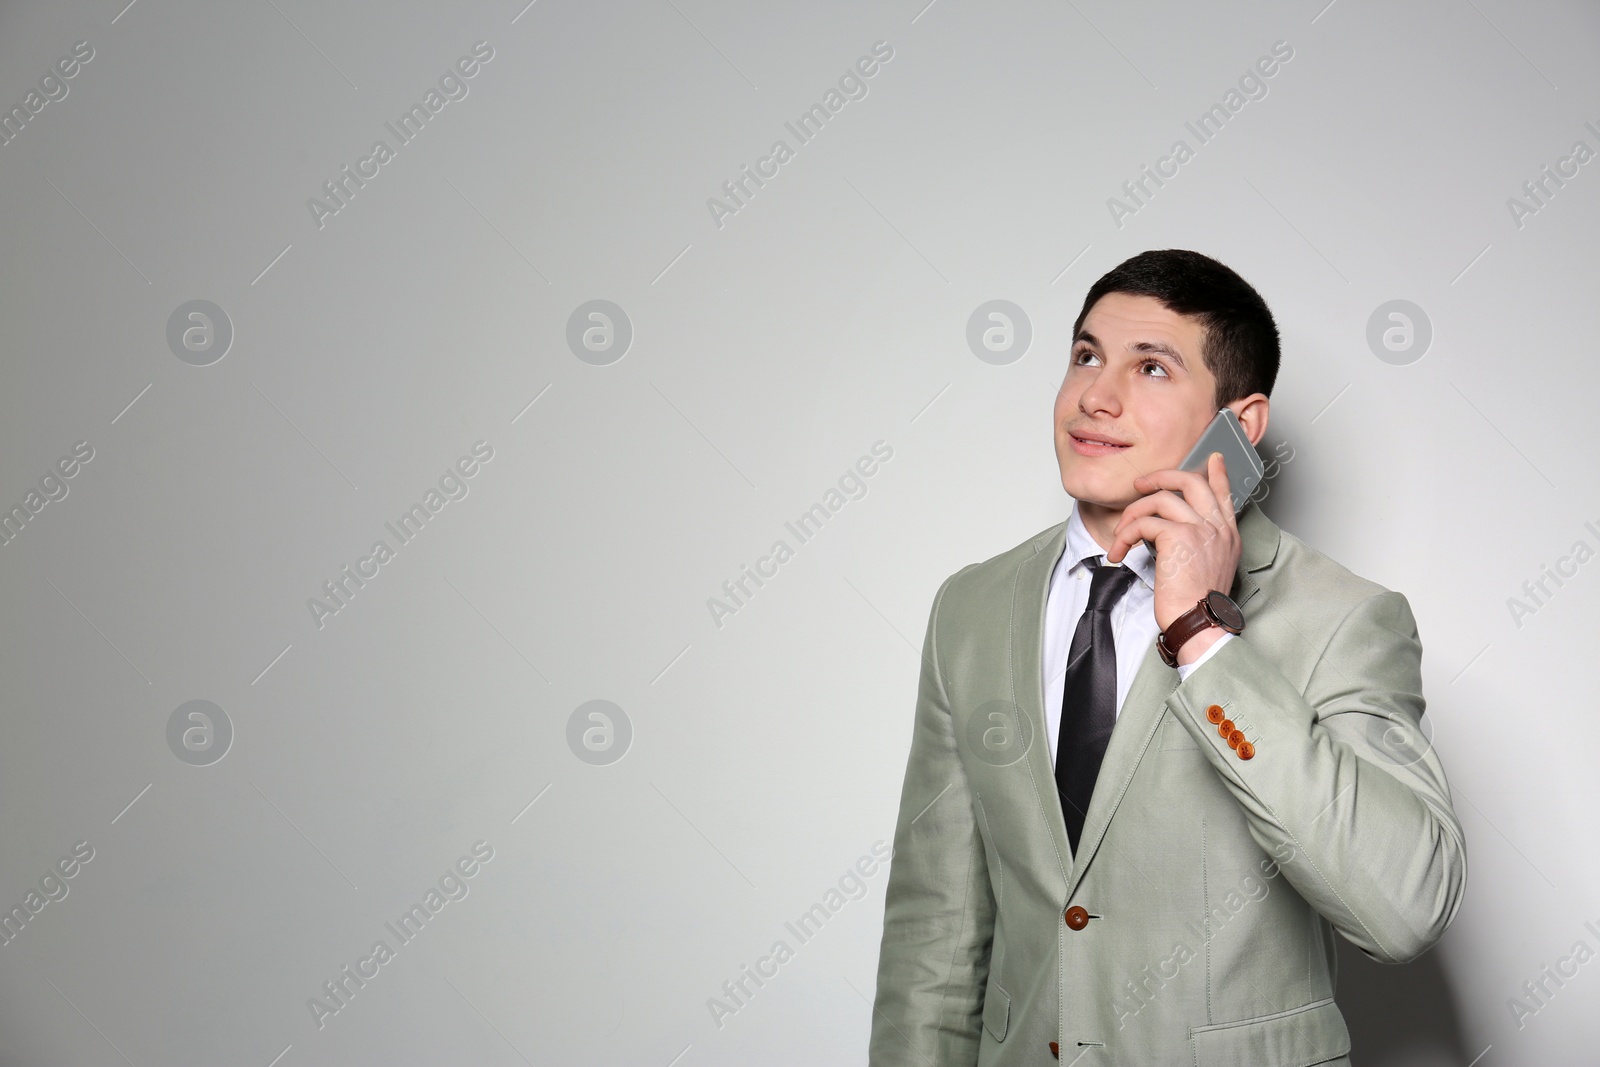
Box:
1059, 473, 1128, 509
1058, 448, 1143, 506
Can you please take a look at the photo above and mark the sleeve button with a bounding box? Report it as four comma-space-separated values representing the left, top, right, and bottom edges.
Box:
1206, 705, 1226, 724
1237, 740, 1255, 760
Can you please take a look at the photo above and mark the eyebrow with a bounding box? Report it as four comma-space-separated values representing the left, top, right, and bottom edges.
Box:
1073, 330, 1188, 371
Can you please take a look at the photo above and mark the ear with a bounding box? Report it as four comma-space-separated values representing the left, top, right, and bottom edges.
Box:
1228, 394, 1270, 447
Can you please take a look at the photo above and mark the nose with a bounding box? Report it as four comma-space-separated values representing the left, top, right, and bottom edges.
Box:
1075, 366, 1122, 418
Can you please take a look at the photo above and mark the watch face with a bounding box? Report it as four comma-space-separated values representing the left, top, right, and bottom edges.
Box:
1205, 591, 1245, 632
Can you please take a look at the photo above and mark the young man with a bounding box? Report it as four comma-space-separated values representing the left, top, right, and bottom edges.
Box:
868, 250, 1467, 1066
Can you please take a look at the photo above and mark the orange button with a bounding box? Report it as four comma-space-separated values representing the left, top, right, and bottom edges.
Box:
1237, 740, 1255, 760
1049, 1041, 1061, 1058
1206, 705, 1226, 724
1218, 718, 1235, 737
1064, 905, 1089, 930
1228, 729, 1243, 748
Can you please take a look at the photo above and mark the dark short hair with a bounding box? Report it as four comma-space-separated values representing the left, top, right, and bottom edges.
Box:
1071, 249, 1280, 408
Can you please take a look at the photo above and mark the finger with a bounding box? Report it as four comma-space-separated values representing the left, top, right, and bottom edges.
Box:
1116, 483, 1206, 532
1106, 514, 1178, 563
1206, 451, 1238, 523
1138, 462, 1224, 523
1134, 463, 1218, 503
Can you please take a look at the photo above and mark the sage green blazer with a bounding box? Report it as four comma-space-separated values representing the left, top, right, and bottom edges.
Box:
869, 499, 1467, 1066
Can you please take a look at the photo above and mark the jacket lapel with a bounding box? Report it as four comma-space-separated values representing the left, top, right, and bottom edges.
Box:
1010, 520, 1076, 889
1009, 498, 1283, 897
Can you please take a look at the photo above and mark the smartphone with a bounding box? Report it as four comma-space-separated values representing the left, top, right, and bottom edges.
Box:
1140, 409, 1265, 554
1177, 408, 1265, 514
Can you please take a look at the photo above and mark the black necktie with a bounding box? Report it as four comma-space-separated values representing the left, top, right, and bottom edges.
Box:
1056, 555, 1139, 855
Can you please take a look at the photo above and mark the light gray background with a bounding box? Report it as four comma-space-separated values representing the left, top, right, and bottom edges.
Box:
1, 0, 1597, 1064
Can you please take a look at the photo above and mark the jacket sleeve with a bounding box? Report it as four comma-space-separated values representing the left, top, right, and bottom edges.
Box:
1166, 589, 1468, 963
869, 572, 995, 1066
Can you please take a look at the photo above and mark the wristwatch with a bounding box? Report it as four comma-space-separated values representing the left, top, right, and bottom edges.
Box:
1157, 590, 1245, 668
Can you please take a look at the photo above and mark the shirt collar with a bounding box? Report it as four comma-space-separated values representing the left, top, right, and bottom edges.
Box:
1063, 498, 1156, 592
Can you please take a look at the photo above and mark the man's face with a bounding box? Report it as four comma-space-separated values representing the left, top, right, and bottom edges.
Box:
1053, 292, 1223, 511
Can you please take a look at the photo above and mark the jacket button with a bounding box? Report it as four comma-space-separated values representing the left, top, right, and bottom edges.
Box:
1206, 704, 1225, 724
1064, 905, 1089, 930
1237, 740, 1255, 760
1228, 729, 1243, 748
1218, 718, 1235, 738
1049, 1040, 1060, 1058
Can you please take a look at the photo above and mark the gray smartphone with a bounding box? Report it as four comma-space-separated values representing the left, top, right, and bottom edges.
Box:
1177, 407, 1265, 513
1141, 409, 1265, 554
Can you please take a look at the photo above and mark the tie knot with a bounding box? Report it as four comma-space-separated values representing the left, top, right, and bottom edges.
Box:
1084, 555, 1139, 612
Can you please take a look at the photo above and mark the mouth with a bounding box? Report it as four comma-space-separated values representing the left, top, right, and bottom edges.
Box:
1068, 431, 1132, 456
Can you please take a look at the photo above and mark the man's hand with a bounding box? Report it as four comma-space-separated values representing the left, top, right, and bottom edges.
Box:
1105, 451, 1243, 647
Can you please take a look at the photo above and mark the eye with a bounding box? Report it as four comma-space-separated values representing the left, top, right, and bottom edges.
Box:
1140, 359, 1170, 377
1071, 348, 1099, 366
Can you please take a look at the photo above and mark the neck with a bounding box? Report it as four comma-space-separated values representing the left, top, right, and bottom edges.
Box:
1077, 499, 1124, 554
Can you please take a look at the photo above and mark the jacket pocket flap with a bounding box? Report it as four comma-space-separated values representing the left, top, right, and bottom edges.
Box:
981, 979, 1010, 1041
1191, 997, 1349, 1067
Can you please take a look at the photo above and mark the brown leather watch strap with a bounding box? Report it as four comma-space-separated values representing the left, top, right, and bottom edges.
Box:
1158, 593, 1235, 668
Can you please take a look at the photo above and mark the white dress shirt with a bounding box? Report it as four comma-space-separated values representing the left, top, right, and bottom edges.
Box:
1043, 499, 1233, 769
